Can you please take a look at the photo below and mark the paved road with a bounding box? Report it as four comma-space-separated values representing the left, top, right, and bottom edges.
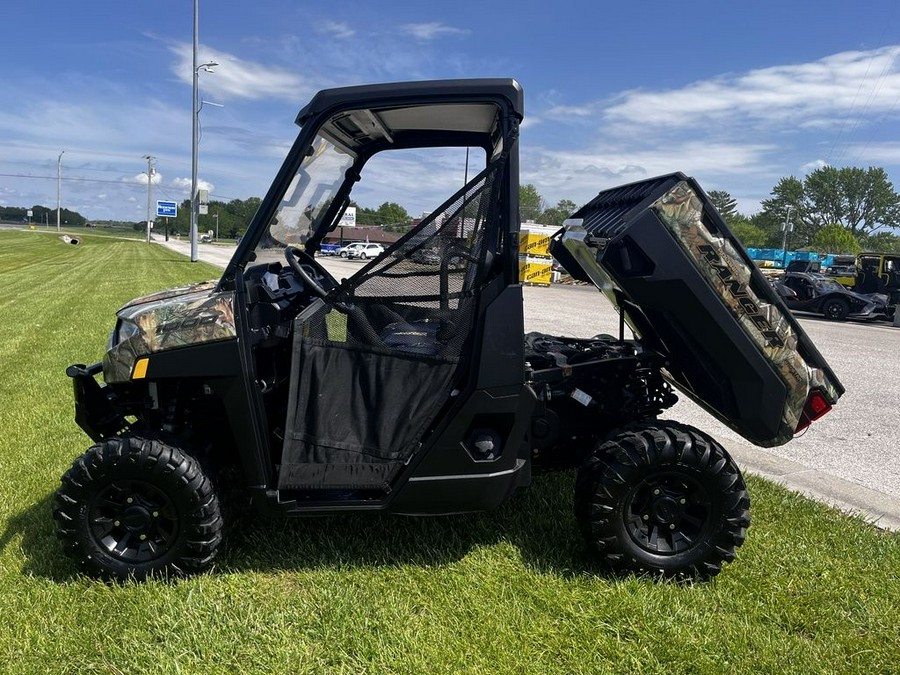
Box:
159, 238, 900, 529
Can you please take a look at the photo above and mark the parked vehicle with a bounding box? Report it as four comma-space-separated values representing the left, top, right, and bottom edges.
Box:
347, 242, 385, 260
834, 252, 900, 298
319, 242, 341, 256
55, 79, 842, 582
773, 269, 889, 320
338, 242, 365, 258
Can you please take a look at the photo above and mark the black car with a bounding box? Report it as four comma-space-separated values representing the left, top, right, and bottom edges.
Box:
773, 270, 889, 320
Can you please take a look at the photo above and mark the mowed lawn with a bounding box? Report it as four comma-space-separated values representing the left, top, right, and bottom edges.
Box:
0, 230, 897, 674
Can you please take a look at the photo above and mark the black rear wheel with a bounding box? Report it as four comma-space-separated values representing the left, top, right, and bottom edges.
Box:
53, 436, 223, 581
575, 422, 749, 579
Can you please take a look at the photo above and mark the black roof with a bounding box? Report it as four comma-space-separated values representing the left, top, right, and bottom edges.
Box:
295, 78, 524, 126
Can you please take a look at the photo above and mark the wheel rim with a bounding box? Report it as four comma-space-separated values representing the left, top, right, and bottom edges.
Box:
88, 480, 179, 563
826, 302, 843, 318
623, 471, 712, 556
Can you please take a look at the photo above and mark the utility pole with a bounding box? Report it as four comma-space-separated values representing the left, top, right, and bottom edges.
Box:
214, 211, 219, 241
781, 205, 794, 269
56, 150, 65, 231
144, 155, 155, 244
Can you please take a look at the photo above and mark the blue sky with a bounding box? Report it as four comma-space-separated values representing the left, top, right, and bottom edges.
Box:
4, 0, 900, 222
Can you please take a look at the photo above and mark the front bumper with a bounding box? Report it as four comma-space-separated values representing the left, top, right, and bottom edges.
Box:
66, 362, 127, 442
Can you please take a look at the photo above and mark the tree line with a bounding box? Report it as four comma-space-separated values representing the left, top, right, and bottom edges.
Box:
707, 166, 900, 254
520, 166, 900, 254
6, 164, 899, 254
0, 205, 87, 227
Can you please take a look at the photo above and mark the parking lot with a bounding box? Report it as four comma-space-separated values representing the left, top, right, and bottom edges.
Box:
162, 238, 900, 523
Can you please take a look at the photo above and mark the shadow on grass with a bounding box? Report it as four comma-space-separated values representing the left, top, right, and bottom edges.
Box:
0, 492, 79, 582
2, 472, 602, 583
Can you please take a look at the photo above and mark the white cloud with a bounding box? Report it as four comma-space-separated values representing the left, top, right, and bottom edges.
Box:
848, 142, 900, 165
319, 21, 355, 39
801, 159, 828, 174
544, 104, 597, 119
521, 141, 776, 210
170, 43, 315, 101
605, 45, 900, 129
172, 177, 215, 194
132, 172, 162, 185
399, 22, 468, 41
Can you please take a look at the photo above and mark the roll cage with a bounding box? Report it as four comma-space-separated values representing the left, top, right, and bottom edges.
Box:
219, 79, 525, 291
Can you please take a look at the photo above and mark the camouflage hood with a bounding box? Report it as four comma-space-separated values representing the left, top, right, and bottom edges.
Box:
119, 280, 218, 312
103, 282, 237, 383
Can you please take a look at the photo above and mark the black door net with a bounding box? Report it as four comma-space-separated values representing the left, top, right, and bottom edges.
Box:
279, 159, 504, 490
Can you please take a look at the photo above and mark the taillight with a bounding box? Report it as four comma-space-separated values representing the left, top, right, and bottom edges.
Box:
795, 389, 833, 433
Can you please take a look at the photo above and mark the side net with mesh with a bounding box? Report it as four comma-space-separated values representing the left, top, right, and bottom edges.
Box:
279, 159, 504, 490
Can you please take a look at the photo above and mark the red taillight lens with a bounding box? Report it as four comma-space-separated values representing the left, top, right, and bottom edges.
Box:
795, 389, 833, 433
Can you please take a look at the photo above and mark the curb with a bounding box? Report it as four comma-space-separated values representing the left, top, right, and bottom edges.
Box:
723, 439, 900, 532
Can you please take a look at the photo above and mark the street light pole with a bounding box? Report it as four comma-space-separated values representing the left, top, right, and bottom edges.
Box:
214, 211, 219, 241
190, 0, 217, 263
56, 150, 65, 231
144, 155, 155, 244
191, 0, 200, 262
781, 205, 794, 268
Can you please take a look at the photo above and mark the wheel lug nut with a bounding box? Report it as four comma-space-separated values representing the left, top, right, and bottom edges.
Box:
642, 515, 649, 521
679, 498, 686, 505
653, 489, 660, 496
126, 498, 133, 504
114, 520, 120, 527
139, 534, 147, 541
669, 524, 676, 530
152, 511, 159, 518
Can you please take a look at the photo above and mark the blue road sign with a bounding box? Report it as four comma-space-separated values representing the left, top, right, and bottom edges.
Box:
156, 200, 178, 218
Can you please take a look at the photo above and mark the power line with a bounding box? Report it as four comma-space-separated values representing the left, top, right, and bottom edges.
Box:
0, 172, 164, 188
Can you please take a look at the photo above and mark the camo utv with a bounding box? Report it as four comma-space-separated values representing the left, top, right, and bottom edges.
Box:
55, 79, 843, 581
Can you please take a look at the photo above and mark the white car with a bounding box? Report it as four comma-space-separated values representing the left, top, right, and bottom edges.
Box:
338, 242, 365, 258
347, 243, 385, 260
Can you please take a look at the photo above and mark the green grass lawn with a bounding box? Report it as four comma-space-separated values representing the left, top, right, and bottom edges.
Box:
0, 230, 897, 674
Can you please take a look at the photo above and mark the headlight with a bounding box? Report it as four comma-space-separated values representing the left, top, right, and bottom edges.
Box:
108, 319, 140, 349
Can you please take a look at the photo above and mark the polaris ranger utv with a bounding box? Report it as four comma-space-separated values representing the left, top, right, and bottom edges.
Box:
55, 79, 843, 581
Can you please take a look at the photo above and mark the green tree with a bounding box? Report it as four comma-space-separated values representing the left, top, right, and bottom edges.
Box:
730, 218, 768, 247
748, 211, 788, 248
375, 202, 409, 226
759, 166, 900, 248
354, 204, 379, 226
759, 176, 811, 247
540, 198, 578, 227
519, 184, 545, 222
803, 166, 900, 238
708, 190, 740, 224
859, 230, 900, 253
812, 224, 861, 254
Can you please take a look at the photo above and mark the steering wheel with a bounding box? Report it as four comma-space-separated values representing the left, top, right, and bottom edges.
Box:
284, 246, 328, 298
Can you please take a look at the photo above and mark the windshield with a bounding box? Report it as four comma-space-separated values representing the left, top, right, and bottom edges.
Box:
253, 134, 355, 264
810, 275, 848, 293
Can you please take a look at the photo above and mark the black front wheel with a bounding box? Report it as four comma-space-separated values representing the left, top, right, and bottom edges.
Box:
822, 297, 850, 321
53, 436, 223, 581
575, 422, 749, 579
